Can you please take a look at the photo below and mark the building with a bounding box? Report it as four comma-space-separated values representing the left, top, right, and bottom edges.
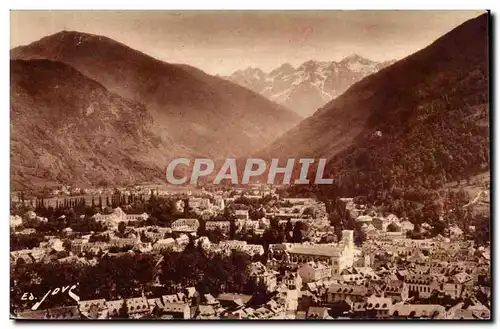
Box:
383, 280, 409, 303
10, 215, 23, 228
283, 271, 302, 290
365, 295, 393, 319
400, 220, 415, 233
269, 230, 355, 275
234, 210, 249, 220
93, 207, 148, 228
189, 197, 212, 211
126, 297, 150, 318
206, 221, 231, 233
298, 261, 332, 283
356, 215, 373, 224
372, 214, 399, 232
106, 300, 124, 317
47, 238, 65, 252
110, 237, 139, 248
404, 274, 440, 299
213, 197, 225, 210
171, 218, 200, 233
326, 284, 370, 304
162, 302, 191, 319
391, 304, 446, 319
195, 236, 211, 250
78, 299, 108, 319
17, 306, 80, 320
248, 262, 278, 291
306, 307, 330, 319
153, 238, 176, 252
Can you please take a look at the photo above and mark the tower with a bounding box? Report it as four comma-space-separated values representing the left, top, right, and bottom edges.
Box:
342, 230, 354, 250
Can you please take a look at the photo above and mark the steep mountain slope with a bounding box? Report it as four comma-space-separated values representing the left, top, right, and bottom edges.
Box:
11, 31, 301, 158
225, 55, 394, 117
10, 59, 183, 190
262, 13, 489, 195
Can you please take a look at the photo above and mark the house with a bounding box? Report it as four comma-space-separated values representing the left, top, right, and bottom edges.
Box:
10, 215, 23, 228
326, 284, 370, 304
16, 306, 80, 320
78, 299, 108, 319
106, 300, 125, 318
340, 273, 365, 285
219, 240, 247, 253
206, 221, 231, 233
283, 271, 302, 290
175, 234, 190, 245
391, 304, 446, 319
365, 295, 392, 319
269, 230, 355, 275
217, 293, 252, 308
185, 287, 200, 304
110, 237, 139, 248
248, 261, 278, 291
404, 273, 440, 299
126, 297, 150, 318
372, 214, 399, 232
400, 220, 415, 233
306, 306, 330, 319
234, 210, 249, 220
298, 261, 332, 283
195, 236, 211, 250
10, 249, 36, 264
356, 215, 373, 224
162, 302, 191, 319
452, 308, 490, 320
153, 238, 176, 252
18, 228, 36, 235
93, 207, 148, 228
195, 305, 217, 319
47, 238, 65, 252
383, 280, 409, 303
449, 225, 464, 239
203, 294, 220, 307
171, 218, 200, 233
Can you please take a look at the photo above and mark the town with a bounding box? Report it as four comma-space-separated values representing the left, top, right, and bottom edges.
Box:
9, 184, 490, 320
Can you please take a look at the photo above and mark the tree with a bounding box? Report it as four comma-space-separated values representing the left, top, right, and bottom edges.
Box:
387, 222, 400, 233
229, 219, 237, 239
292, 222, 304, 243
62, 239, 72, 252
118, 300, 128, 319
118, 222, 126, 237
354, 223, 366, 247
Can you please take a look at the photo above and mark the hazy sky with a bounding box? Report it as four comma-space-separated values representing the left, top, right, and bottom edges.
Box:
11, 10, 485, 75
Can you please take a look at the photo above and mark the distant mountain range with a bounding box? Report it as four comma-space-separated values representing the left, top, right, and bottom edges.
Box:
260, 13, 489, 194
10, 31, 301, 189
224, 55, 395, 117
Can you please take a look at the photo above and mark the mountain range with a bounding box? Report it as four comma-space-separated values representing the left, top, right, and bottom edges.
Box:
224, 55, 395, 117
10, 31, 301, 189
10, 13, 489, 193
260, 13, 489, 195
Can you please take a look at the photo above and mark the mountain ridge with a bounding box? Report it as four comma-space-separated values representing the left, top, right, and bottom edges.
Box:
10, 58, 179, 189
262, 13, 489, 198
11, 30, 301, 159
224, 55, 395, 117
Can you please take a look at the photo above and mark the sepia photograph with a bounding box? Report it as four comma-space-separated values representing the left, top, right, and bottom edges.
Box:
9, 9, 491, 321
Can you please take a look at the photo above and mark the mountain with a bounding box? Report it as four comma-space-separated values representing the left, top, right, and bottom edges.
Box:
261, 13, 489, 196
11, 31, 301, 161
10, 59, 180, 189
225, 56, 394, 117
